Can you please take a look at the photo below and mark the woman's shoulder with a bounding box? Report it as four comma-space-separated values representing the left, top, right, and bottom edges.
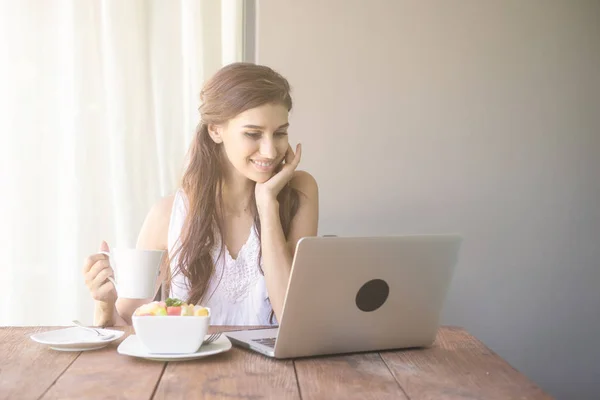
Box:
151, 194, 177, 219
136, 194, 177, 250
290, 170, 318, 197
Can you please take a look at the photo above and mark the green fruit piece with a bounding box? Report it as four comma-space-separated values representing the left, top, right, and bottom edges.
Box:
153, 307, 167, 316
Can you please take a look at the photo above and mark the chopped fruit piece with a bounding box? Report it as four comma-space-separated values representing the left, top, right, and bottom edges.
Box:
167, 306, 182, 316
181, 304, 195, 316
194, 307, 209, 317
153, 307, 167, 316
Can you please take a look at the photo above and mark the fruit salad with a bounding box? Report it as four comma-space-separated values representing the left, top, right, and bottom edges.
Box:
134, 297, 209, 317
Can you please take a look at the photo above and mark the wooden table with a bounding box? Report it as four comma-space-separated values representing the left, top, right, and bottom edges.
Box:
1, 325, 551, 400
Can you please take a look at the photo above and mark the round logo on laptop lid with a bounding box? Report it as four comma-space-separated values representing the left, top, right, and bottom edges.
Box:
355, 279, 389, 312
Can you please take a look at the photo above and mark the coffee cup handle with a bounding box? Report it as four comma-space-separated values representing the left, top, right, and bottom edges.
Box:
99, 251, 119, 293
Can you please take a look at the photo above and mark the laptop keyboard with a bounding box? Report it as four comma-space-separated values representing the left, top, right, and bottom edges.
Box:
252, 337, 276, 348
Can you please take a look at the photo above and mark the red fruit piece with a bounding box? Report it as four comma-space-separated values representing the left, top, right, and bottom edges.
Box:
167, 306, 182, 316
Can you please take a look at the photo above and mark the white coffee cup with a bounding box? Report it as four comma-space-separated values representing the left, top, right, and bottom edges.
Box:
99, 248, 165, 299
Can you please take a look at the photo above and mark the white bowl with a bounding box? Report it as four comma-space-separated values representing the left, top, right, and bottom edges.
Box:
132, 306, 211, 354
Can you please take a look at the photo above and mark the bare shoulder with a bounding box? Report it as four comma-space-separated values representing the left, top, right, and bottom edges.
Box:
286, 171, 319, 248
136, 194, 176, 250
290, 170, 318, 199
150, 194, 176, 219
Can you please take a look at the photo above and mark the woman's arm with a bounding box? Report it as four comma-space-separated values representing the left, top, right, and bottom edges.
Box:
259, 170, 319, 322
94, 195, 174, 326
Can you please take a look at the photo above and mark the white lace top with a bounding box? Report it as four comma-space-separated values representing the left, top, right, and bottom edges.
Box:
167, 189, 276, 326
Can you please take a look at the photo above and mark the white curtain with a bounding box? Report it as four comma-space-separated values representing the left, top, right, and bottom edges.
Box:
0, 0, 243, 326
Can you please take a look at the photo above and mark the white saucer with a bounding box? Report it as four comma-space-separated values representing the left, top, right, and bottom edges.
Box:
30, 327, 125, 351
117, 334, 232, 361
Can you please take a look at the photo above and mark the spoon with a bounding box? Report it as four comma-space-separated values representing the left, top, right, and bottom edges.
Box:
72, 320, 115, 340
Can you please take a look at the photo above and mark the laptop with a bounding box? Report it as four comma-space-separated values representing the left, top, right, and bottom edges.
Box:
225, 234, 462, 359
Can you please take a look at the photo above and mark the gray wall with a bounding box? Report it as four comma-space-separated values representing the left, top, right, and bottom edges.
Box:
253, 0, 600, 398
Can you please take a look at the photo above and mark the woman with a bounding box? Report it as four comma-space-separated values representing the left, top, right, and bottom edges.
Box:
83, 63, 319, 326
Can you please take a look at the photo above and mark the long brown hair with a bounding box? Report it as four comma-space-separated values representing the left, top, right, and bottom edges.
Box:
168, 62, 300, 307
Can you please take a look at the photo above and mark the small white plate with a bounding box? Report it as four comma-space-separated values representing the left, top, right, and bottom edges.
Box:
117, 334, 232, 361
30, 327, 125, 351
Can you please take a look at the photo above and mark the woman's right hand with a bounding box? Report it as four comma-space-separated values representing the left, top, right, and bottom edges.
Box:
83, 241, 117, 305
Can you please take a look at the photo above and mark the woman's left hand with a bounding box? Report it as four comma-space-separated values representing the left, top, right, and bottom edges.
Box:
255, 143, 302, 211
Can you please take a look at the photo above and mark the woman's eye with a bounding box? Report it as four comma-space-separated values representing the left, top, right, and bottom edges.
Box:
244, 131, 287, 139
244, 132, 261, 139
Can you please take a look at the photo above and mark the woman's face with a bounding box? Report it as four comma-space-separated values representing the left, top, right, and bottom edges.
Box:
210, 103, 290, 183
